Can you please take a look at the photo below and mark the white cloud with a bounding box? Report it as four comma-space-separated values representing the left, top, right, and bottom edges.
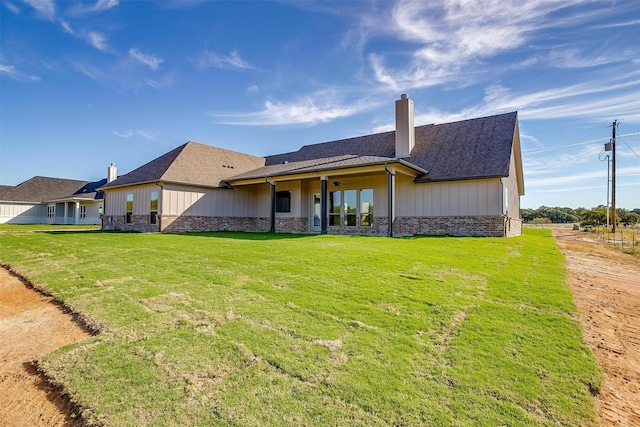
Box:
524, 144, 603, 177
113, 129, 159, 140
59, 19, 75, 35
247, 84, 259, 93
58, 21, 110, 52
71, 0, 119, 14
87, 31, 107, 50
0, 63, 17, 76
371, 123, 394, 133
0, 62, 40, 81
129, 48, 163, 70
547, 48, 623, 69
355, 0, 610, 92
4, 1, 20, 13
211, 90, 378, 126
20, 0, 54, 20
70, 60, 106, 81
198, 50, 254, 70
592, 19, 640, 29
520, 132, 540, 145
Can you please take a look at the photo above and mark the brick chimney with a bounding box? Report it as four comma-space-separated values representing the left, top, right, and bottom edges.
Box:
395, 93, 415, 158
107, 163, 117, 183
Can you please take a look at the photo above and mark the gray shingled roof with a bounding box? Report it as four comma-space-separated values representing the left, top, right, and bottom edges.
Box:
250, 111, 518, 183
0, 176, 105, 203
99, 141, 266, 190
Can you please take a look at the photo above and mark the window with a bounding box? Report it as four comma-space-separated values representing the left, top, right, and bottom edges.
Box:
150, 191, 158, 224
126, 193, 133, 224
360, 188, 374, 226
329, 191, 341, 225
328, 188, 374, 227
275, 191, 291, 213
80, 205, 86, 219
47, 204, 55, 218
343, 189, 357, 226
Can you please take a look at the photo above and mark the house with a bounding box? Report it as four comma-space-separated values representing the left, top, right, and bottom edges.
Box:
0, 176, 105, 225
100, 95, 524, 237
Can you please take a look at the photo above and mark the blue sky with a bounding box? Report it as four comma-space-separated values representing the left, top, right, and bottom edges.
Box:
1, 0, 639, 209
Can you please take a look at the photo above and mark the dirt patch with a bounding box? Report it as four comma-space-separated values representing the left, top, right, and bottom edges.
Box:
553, 229, 640, 426
0, 267, 92, 427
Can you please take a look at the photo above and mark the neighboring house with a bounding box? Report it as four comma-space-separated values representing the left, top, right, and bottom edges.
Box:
100, 95, 524, 237
0, 176, 105, 225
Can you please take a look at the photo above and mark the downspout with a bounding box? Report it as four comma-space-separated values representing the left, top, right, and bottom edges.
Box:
266, 178, 275, 233
384, 163, 394, 237
500, 180, 507, 236
155, 181, 164, 232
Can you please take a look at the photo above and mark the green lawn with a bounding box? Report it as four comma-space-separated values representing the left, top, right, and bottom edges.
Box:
0, 229, 601, 426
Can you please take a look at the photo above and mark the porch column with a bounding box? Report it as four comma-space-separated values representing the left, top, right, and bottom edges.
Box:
320, 177, 327, 234
74, 201, 80, 224
269, 182, 275, 232
387, 170, 395, 237
63, 203, 68, 225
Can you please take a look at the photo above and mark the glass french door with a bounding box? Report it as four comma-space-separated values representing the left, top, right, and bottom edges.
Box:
311, 193, 321, 232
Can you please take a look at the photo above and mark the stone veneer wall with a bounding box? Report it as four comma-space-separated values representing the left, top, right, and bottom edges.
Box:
275, 217, 308, 234
104, 213, 521, 237
504, 217, 523, 237
160, 215, 270, 233
327, 217, 389, 236
393, 215, 510, 237
102, 215, 159, 232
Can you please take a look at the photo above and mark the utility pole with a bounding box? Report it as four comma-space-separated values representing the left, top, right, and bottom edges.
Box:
606, 154, 610, 229
611, 120, 618, 233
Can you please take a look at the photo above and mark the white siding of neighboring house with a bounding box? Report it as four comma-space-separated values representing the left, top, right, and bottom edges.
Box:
78, 202, 102, 225
395, 175, 503, 217
0, 202, 46, 224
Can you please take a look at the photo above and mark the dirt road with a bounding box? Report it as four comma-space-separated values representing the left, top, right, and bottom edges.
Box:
0, 230, 638, 426
0, 268, 91, 427
553, 229, 640, 426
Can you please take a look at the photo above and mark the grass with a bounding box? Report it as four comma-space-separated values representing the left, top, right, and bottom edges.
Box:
0, 229, 601, 426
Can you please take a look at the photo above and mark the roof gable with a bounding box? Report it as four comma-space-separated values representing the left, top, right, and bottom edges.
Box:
100, 141, 266, 190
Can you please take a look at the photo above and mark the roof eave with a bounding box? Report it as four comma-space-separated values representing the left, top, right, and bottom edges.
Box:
227, 158, 427, 185
414, 174, 507, 184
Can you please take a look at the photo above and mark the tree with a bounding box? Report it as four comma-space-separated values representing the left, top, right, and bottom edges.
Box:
580, 205, 608, 227
617, 209, 640, 226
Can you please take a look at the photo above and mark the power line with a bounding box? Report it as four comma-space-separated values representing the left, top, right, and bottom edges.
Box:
619, 135, 640, 159
523, 132, 640, 154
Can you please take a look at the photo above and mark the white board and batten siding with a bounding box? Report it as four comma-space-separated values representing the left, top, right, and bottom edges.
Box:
162, 184, 271, 218
395, 174, 503, 217
103, 184, 160, 216
501, 148, 522, 221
